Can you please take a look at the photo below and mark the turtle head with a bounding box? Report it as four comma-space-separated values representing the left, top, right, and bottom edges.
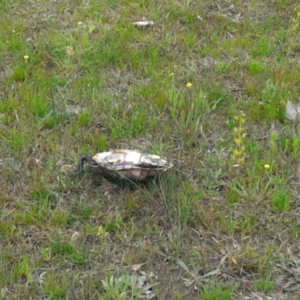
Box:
76, 155, 93, 174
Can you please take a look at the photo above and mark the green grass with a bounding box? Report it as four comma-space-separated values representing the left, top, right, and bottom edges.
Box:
1, 0, 300, 299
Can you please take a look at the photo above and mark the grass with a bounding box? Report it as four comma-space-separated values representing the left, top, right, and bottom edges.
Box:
1, 0, 300, 299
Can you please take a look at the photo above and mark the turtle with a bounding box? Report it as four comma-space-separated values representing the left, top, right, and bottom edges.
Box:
77, 149, 175, 182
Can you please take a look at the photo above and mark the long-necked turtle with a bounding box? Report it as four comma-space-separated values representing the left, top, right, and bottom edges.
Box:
77, 149, 175, 182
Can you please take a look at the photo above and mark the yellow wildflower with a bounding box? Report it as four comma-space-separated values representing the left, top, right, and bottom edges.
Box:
264, 164, 271, 170
186, 82, 192, 88
232, 150, 241, 157
23, 55, 29, 61
234, 138, 242, 146
237, 157, 245, 164
78, 21, 83, 26
97, 226, 108, 241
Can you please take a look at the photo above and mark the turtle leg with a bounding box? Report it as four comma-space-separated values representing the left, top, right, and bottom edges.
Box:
76, 155, 92, 173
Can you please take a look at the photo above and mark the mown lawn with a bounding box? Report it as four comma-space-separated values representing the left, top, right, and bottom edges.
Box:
1, 0, 300, 299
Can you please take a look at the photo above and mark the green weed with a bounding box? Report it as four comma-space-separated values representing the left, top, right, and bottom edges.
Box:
44, 272, 68, 299
255, 276, 275, 293
201, 282, 235, 300
49, 239, 85, 265
271, 188, 292, 212
101, 274, 141, 300
13, 257, 33, 283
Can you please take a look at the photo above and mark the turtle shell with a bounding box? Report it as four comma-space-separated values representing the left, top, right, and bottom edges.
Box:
79, 149, 174, 182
